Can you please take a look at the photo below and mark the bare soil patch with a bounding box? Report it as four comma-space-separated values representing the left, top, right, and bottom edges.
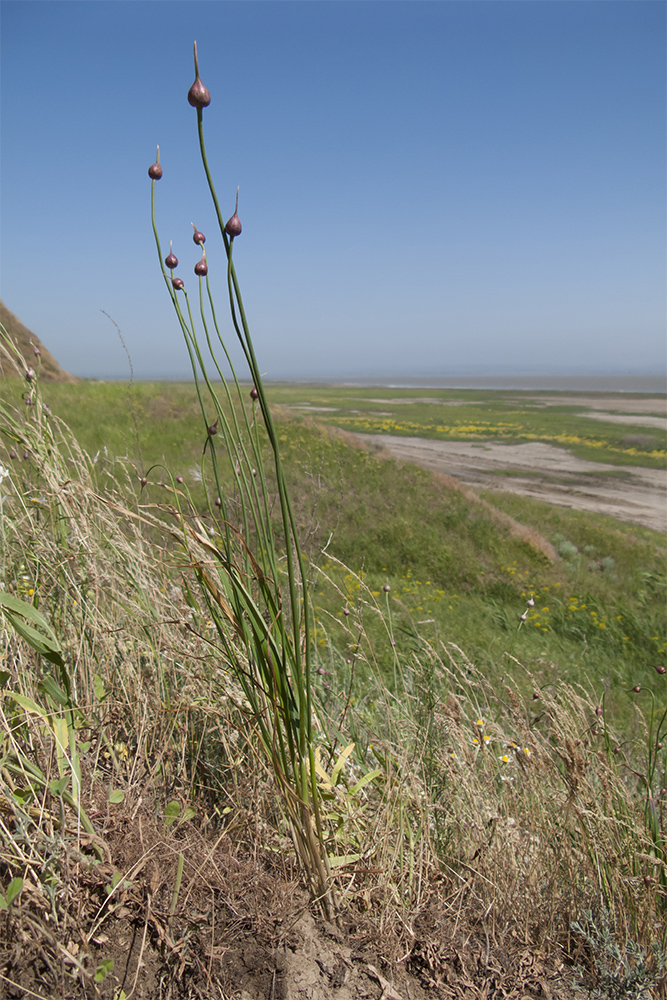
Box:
354, 435, 667, 533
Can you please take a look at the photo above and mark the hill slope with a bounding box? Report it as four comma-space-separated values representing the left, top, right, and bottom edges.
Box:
0, 300, 77, 382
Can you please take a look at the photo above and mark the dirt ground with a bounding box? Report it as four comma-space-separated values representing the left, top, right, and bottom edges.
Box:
354, 434, 667, 534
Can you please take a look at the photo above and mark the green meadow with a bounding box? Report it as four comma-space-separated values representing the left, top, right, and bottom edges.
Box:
23, 378, 667, 718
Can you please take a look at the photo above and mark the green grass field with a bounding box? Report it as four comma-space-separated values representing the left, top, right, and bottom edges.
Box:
14, 377, 665, 721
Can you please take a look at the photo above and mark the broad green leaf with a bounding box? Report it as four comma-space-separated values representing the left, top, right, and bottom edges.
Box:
6, 878, 23, 906
0, 670, 10, 688
0, 895, 7, 911
0, 592, 64, 668
94, 959, 114, 982
179, 806, 195, 825
108, 789, 124, 804
164, 801, 181, 828
93, 674, 108, 702
331, 743, 355, 786
10, 692, 49, 720
39, 674, 70, 708
49, 776, 69, 797
348, 768, 383, 797
328, 853, 362, 868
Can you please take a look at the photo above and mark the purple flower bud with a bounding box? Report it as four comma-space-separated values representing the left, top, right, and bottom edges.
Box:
250, 386, 259, 400
194, 251, 208, 276
165, 241, 178, 269
532, 692, 540, 700
225, 188, 242, 238
632, 685, 641, 693
594, 706, 603, 716
343, 606, 350, 616
187, 42, 211, 108
215, 497, 222, 508
208, 420, 218, 436
172, 277, 184, 290
176, 476, 184, 484
383, 583, 391, 593
139, 476, 147, 487
33, 345, 41, 357
654, 665, 666, 674
192, 223, 206, 246
148, 146, 163, 180
25, 368, 35, 383
9, 449, 16, 460
657, 742, 664, 750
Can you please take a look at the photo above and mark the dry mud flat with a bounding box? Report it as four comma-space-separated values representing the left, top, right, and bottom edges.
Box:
354, 435, 667, 534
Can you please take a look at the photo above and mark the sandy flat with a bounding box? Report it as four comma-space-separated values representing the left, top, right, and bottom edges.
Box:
354, 434, 667, 534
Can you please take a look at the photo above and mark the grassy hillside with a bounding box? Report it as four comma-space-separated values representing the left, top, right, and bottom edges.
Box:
0, 370, 665, 998
9, 377, 665, 717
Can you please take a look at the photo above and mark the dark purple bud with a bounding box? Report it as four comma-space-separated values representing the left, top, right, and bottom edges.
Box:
172, 277, 184, 291
316, 668, 326, 676
25, 368, 35, 383
644, 876, 654, 885
191, 223, 206, 246
165, 241, 178, 269
250, 386, 259, 400
9, 449, 16, 460
383, 583, 391, 593
343, 606, 350, 616
613, 746, 621, 755
594, 706, 603, 716
225, 188, 242, 238
23, 450, 29, 460
139, 476, 147, 487
654, 665, 666, 674
532, 692, 540, 700
187, 43, 211, 108
194, 251, 208, 276
148, 146, 163, 180
208, 420, 218, 436
657, 742, 664, 750
632, 685, 641, 693
176, 476, 184, 484
215, 497, 222, 508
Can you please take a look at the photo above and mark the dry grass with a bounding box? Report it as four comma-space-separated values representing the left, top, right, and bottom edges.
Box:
0, 345, 665, 998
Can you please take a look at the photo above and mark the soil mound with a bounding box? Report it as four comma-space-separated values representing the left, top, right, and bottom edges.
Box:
0, 300, 78, 382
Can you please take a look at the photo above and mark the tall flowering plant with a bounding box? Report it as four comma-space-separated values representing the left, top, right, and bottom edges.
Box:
149, 42, 332, 914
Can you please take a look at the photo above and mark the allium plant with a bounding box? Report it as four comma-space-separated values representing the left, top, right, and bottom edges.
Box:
149, 42, 332, 914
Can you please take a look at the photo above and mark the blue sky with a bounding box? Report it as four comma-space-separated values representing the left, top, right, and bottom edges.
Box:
1, 1, 665, 380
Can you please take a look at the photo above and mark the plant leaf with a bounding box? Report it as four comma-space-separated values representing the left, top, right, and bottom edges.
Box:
6, 878, 22, 905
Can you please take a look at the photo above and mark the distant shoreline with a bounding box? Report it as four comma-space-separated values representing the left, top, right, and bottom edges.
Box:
83, 374, 667, 394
